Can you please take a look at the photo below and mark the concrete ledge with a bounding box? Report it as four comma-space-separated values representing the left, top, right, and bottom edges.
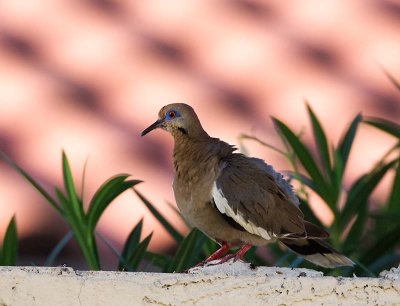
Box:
1, 262, 399, 305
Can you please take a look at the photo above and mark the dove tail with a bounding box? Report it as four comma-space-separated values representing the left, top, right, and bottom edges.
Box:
280, 238, 354, 268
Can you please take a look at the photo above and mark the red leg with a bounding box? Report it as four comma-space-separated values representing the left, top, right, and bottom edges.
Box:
192, 242, 230, 268
215, 244, 252, 264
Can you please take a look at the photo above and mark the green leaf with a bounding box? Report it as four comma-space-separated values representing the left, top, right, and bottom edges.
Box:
55, 188, 100, 270
134, 189, 183, 243
340, 159, 397, 229
361, 223, 400, 265
87, 175, 142, 232
272, 117, 331, 203
0, 150, 63, 215
364, 117, 400, 139
0, 216, 18, 266
45, 231, 73, 266
202, 238, 219, 258
166, 201, 191, 228
368, 253, 400, 275
387, 158, 400, 212
164, 228, 204, 272
118, 219, 144, 270
343, 208, 368, 254
144, 251, 170, 269
306, 104, 332, 178
287, 172, 319, 198
381, 67, 400, 92
336, 114, 362, 179
242, 246, 268, 266
123, 233, 153, 271
62, 151, 84, 221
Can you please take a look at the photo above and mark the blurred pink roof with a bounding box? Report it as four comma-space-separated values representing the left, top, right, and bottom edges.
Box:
0, 0, 399, 268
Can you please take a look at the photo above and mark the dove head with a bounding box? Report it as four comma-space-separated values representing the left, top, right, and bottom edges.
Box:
141, 103, 208, 139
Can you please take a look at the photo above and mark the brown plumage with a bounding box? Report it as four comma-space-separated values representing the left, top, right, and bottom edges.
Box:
141, 103, 354, 268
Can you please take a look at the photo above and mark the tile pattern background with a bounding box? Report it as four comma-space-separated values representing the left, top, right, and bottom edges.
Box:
0, 0, 399, 268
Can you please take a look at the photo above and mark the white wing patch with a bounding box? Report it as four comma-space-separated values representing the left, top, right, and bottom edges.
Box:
212, 182, 272, 241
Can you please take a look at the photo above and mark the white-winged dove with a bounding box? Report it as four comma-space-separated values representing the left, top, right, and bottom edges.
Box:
142, 103, 354, 268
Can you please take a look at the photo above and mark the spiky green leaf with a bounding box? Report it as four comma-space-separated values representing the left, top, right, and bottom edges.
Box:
0, 216, 18, 266
87, 175, 142, 232
134, 189, 183, 243
0, 150, 62, 215
272, 117, 331, 203
62, 151, 84, 221
44, 231, 73, 266
340, 159, 396, 229
387, 158, 400, 212
164, 228, 205, 273
122, 233, 153, 271
337, 114, 362, 175
364, 117, 400, 139
306, 104, 332, 178
118, 219, 143, 270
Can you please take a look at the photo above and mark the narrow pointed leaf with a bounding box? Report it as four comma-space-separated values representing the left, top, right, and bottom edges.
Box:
123, 233, 153, 271
306, 104, 332, 178
118, 219, 143, 270
272, 117, 330, 202
381, 67, 400, 92
337, 114, 362, 174
368, 253, 400, 275
0, 150, 62, 215
387, 158, 400, 212
361, 224, 400, 265
144, 251, 170, 269
0, 216, 18, 265
164, 228, 204, 273
202, 238, 219, 257
62, 152, 84, 221
340, 159, 396, 228
87, 176, 142, 232
134, 189, 183, 243
45, 231, 73, 266
286, 172, 319, 196
331, 149, 344, 195
364, 117, 400, 139
343, 208, 368, 254
55, 188, 100, 270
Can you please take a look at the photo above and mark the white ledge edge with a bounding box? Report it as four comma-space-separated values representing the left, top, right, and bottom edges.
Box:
1, 261, 400, 305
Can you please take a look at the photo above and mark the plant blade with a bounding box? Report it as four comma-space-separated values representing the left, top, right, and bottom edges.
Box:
0, 216, 18, 266
0, 150, 62, 215
44, 231, 73, 266
134, 189, 183, 243
306, 104, 332, 178
118, 219, 143, 270
337, 114, 362, 177
164, 228, 204, 273
381, 67, 400, 92
123, 233, 153, 271
340, 159, 397, 229
387, 158, 400, 212
272, 117, 330, 203
364, 117, 400, 139
62, 151, 84, 222
87, 175, 142, 232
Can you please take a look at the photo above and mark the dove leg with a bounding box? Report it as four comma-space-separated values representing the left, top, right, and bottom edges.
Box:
192, 242, 230, 268
216, 243, 252, 264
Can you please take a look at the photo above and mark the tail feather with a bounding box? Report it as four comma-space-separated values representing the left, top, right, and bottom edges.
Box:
280, 238, 354, 268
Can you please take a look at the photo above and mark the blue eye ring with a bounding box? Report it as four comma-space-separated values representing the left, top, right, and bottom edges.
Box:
165, 109, 180, 120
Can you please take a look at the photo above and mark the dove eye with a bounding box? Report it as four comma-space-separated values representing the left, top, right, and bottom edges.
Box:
169, 111, 176, 118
